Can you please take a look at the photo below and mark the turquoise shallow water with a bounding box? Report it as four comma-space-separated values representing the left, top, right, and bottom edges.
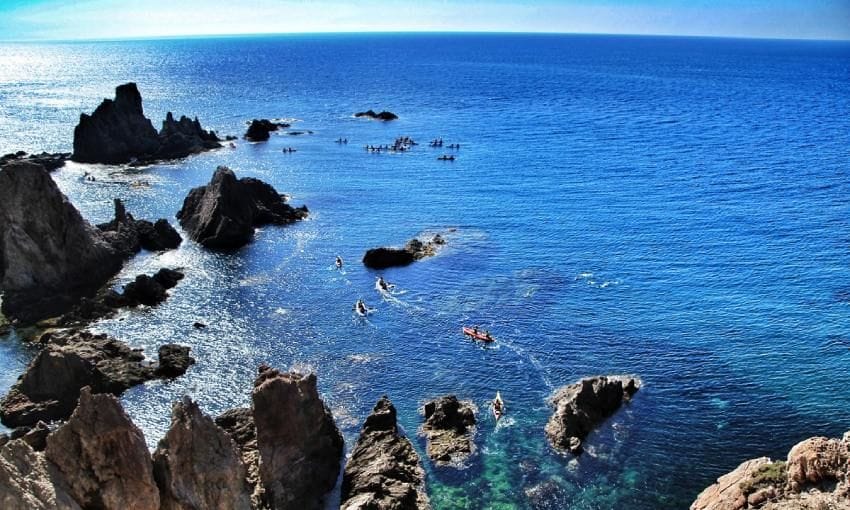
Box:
0, 33, 849, 508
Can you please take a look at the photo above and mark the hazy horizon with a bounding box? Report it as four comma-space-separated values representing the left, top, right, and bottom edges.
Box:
1, 0, 848, 43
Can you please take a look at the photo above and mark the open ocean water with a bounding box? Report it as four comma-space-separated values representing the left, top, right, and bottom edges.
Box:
0, 33, 849, 508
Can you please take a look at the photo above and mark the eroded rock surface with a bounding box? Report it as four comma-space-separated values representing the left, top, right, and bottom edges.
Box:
544, 375, 640, 454
362, 234, 446, 270
44, 388, 160, 510
341, 396, 431, 510
72, 83, 221, 164
176, 166, 308, 250
251, 366, 343, 510
0, 151, 69, 172
0, 439, 80, 510
153, 397, 251, 510
420, 395, 476, 466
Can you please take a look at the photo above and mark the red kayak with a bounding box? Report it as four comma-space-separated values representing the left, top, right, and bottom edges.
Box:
463, 327, 494, 343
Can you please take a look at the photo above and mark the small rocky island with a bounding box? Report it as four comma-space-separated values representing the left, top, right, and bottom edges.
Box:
244, 119, 290, 141
355, 109, 398, 121
177, 166, 308, 250
420, 395, 477, 466
363, 234, 446, 269
545, 375, 640, 454
72, 83, 224, 164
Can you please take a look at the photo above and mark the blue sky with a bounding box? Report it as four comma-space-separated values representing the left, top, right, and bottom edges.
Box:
1, 0, 848, 41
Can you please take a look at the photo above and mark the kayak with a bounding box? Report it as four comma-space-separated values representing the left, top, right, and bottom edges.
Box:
462, 327, 494, 342
492, 391, 505, 421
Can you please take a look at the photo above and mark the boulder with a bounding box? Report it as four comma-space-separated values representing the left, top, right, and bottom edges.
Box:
155, 344, 195, 378
362, 235, 446, 270
44, 387, 160, 510
0, 439, 81, 510
786, 434, 850, 492
153, 397, 251, 510
544, 376, 640, 454
72, 83, 221, 164
0, 330, 192, 428
0, 161, 123, 323
176, 166, 308, 250
251, 366, 343, 510
98, 199, 182, 256
215, 408, 262, 505
244, 119, 287, 141
420, 395, 476, 465
341, 396, 431, 510
355, 110, 398, 121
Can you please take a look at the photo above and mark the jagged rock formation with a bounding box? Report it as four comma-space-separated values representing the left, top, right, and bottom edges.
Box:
691, 431, 850, 510
420, 395, 476, 465
0, 151, 69, 172
341, 396, 431, 510
155, 344, 195, 379
0, 161, 124, 323
251, 366, 343, 510
244, 119, 289, 141
153, 397, 252, 510
355, 110, 398, 121
545, 375, 640, 454
98, 198, 182, 256
0, 330, 193, 428
0, 439, 81, 510
362, 234, 446, 270
176, 166, 308, 250
72, 83, 221, 164
44, 388, 160, 510
215, 408, 263, 505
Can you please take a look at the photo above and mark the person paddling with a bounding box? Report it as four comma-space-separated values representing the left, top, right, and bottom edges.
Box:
335, 256, 343, 269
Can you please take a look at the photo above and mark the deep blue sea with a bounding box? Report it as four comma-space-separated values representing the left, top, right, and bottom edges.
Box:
1, 33, 849, 509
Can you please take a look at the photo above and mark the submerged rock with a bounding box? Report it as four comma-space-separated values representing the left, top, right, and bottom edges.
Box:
0, 330, 192, 428
545, 375, 640, 454
362, 234, 446, 270
72, 83, 221, 164
44, 387, 160, 510
355, 109, 398, 121
0, 161, 124, 323
341, 396, 431, 510
251, 366, 343, 510
176, 166, 308, 250
420, 395, 476, 465
153, 397, 251, 510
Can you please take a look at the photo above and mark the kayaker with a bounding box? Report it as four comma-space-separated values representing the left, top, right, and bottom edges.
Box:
336, 256, 343, 269
356, 299, 368, 315
377, 276, 389, 291
493, 396, 503, 414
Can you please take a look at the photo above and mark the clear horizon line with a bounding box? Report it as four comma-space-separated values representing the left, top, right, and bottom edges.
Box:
2, 29, 849, 45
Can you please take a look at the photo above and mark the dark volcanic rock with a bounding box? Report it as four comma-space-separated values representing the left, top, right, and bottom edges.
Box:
98, 199, 182, 256
244, 119, 287, 141
153, 397, 252, 510
176, 166, 308, 250
0, 151, 70, 172
155, 344, 195, 378
420, 395, 476, 465
0, 330, 192, 428
251, 366, 343, 510
0, 161, 123, 323
341, 396, 431, 510
363, 234, 445, 270
139, 219, 183, 251
72, 83, 221, 164
545, 375, 640, 454
45, 387, 160, 510
355, 109, 398, 121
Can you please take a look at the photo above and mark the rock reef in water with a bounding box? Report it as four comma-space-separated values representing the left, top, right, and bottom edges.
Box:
355, 110, 398, 121
251, 366, 344, 510
0, 161, 124, 323
362, 234, 446, 270
0, 330, 193, 428
176, 166, 308, 250
153, 397, 252, 510
98, 199, 182, 256
420, 395, 476, 466
72, 83, 222, 164
341, 396, 431, 510
244, 119, 289, 141
691, 431, 850, 510
545, 375, 640, 455
0, 151, 69, 172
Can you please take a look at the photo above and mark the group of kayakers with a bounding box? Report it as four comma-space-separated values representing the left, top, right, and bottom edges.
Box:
336, 254, 506, 422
